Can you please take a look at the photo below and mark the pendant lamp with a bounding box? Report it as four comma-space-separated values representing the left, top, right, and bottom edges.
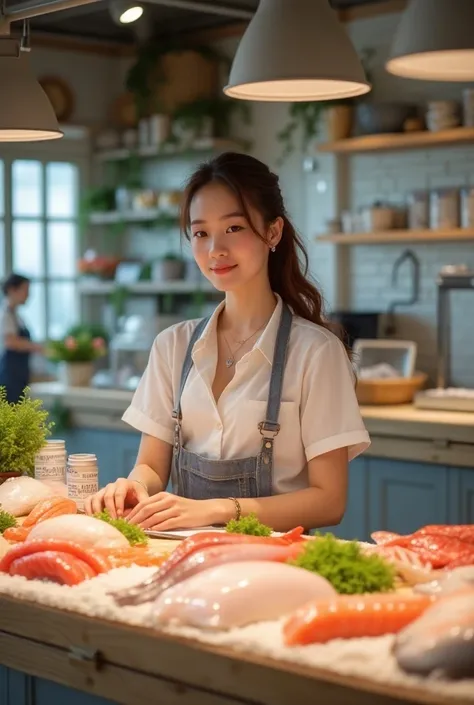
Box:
0, 41, 63, 142
386, 0, 474, 81
224, 0, 370, 102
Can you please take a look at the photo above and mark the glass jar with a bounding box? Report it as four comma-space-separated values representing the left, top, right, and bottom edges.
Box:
429, 188, 460, 230
34, 439, 66, 483
407, 190, 429, 229
66, 453, 98, 512
460, 187, 474, 228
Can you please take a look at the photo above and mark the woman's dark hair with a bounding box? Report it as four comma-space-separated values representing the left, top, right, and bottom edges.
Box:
2, 273, 30, 296
180, 152, 350, 355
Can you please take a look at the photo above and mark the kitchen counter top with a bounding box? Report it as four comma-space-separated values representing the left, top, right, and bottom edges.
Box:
31, 382, 474, 443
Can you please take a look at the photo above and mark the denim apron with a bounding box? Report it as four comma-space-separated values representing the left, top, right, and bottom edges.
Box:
0, 310, 31, 404
171, 304, 292, 500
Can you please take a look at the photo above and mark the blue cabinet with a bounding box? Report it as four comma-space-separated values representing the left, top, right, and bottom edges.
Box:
62, 429, 140, 486
448, 466, 474, 524
33, 678, 116, 705
367, 459, 450, 536
0, 667, 32, 705
321, 457, 370, 542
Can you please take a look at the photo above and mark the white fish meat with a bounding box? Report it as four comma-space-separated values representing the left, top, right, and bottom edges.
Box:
27, 514, 129, 549
0, 476, 52, 516
415, 565, 474, 596
394, 589, 474, 678
151, 561, 336, 630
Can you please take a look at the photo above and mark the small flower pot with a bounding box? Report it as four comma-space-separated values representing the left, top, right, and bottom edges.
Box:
58, 361, 94, 387
0, 471, 23, 486
154, 259, 185, 281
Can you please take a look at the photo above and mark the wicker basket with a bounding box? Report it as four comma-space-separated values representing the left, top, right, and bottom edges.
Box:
356, 372, 428, 406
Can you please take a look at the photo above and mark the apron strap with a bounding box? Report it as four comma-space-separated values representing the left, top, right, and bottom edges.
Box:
172, 317, 210, 421
259, 303, 292, 438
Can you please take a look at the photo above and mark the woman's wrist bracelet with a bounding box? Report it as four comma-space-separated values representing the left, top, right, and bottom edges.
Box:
228, 496, 242, 521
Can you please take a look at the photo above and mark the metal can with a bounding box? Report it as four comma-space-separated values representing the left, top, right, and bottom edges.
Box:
460, 187, 474, 228
34, 439, 66, 483
429, 188, 460, 230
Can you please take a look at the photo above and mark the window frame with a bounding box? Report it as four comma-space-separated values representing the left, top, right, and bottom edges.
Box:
0, 131, 90, 341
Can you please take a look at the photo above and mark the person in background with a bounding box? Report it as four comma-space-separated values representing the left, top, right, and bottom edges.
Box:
0, 273, 43, 403
85, 152, 370, 532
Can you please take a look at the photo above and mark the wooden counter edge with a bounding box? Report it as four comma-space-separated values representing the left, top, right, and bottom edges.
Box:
0, 594, 471, 705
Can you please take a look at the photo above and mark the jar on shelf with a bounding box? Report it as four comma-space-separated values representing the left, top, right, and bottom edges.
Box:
66, 453, 98, 513
407, 190, 429, 230
429, 188, 460, 230
34, 439, 66, 483
461, 187, 474, 228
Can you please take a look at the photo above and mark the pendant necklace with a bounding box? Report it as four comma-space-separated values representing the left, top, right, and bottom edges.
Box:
222, 321, 268, 368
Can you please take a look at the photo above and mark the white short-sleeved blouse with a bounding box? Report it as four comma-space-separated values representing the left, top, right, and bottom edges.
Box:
123, 295, 370, 494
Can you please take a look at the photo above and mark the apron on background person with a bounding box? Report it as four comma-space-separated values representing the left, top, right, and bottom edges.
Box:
0, 309, 31, 404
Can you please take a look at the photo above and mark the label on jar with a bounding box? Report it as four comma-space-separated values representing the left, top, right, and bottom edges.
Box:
67, 470, 98, 481
67, 479, 99, 512
35, 448, 66, 482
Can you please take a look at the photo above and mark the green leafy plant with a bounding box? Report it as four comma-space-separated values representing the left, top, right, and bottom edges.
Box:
0, 509, 17, 533
94, 509, 148, 546
172, 96, 251, 141
45, 332, 107, 364
289, 533, 395, 594
225, 512, 273, 536
0, 388, 54, 476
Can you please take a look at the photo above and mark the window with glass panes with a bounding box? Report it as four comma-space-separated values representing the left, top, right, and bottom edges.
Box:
0, 158, 80, 341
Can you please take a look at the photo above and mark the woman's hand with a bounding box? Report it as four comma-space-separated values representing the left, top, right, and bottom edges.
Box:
84, 479, 149, 519
126, 492, 226, 531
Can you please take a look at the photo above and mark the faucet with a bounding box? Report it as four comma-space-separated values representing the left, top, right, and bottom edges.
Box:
385, 249, 420, 336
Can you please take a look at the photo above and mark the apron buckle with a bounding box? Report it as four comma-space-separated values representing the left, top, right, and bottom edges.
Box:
258, 421, 280, 438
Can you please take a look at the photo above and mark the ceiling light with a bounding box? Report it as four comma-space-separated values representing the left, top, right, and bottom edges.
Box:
386, 0, 474, 81
0, 39, 62, 142
224, 0, 370, 102
110, 0, 144, 25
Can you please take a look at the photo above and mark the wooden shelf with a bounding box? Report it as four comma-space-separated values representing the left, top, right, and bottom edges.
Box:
89, 210, 179, 226
78, 280, 216, 295
95, 138, 246, 162
317, 126, 474, 154
316, 228, 474, 245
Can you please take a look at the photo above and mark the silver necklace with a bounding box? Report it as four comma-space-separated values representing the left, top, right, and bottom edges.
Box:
222, 321, 268, 368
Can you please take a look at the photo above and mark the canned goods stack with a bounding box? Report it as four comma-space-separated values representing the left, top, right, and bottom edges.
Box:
34, 439, 67, 483
66, 454, 99, 512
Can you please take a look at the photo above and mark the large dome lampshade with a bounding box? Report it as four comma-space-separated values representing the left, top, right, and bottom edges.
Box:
224, 0, 370, 102
386, 0, 474, 81
0, 47, 63, 142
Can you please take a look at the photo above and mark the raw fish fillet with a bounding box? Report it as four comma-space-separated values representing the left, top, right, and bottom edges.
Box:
415, 566, 474, 596
0, 535, 10, 559
9, 551, 96, 586
360, 544, 433, 585
370, 531, 401, 545
0, 476, 52, 516
283, 593, 433, 646
415, 524, 474, 544
394, 589, 474, 678
111, 531, 303, 606
27, 514, 129, 549
115, 541, 304, 606
151, 561, 336, 630
0, 538, 111, 575
23, 496, 76, 527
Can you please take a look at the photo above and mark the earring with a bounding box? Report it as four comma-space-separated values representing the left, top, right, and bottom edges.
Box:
271, 246, 276, 252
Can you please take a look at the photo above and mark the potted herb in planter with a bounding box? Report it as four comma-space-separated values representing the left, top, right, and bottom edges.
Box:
46, 333, 107, 388
0, 388, 53, 483
154, 253, 185, 282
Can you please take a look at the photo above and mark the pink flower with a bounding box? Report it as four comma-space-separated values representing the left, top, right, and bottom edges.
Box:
64, 336, 77, 350
92, 337, 105, 350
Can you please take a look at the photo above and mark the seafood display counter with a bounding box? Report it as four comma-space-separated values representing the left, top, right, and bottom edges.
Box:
0, 479, 473, 705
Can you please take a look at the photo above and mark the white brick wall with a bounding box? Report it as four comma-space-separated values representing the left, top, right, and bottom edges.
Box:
308, 11, 474, 389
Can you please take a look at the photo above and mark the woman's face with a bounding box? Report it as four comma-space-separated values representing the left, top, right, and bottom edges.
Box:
9, 282, 29, 305
189, 182, 282, 293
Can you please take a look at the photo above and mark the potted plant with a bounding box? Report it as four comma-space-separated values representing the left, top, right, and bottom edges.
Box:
46, 333, 107, 387
153, 253, 185, 282
0, 388, 54, 482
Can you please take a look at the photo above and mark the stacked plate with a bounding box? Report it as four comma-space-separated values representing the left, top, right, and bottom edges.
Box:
425, 101, 460, 132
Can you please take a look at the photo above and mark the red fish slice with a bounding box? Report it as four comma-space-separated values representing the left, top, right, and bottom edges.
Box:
414, 525, 474, 545
9, 551, 96, 586
0, 539, 111, 574
371, 531, 402, 545
443, 553, 474, 570
383, 534, 474, 569
3, 526, 31, 542
283, 593, 434, 646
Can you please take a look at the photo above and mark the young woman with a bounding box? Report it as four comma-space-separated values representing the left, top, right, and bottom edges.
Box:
0, 273, 43, 403
85, 152, 370, 531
